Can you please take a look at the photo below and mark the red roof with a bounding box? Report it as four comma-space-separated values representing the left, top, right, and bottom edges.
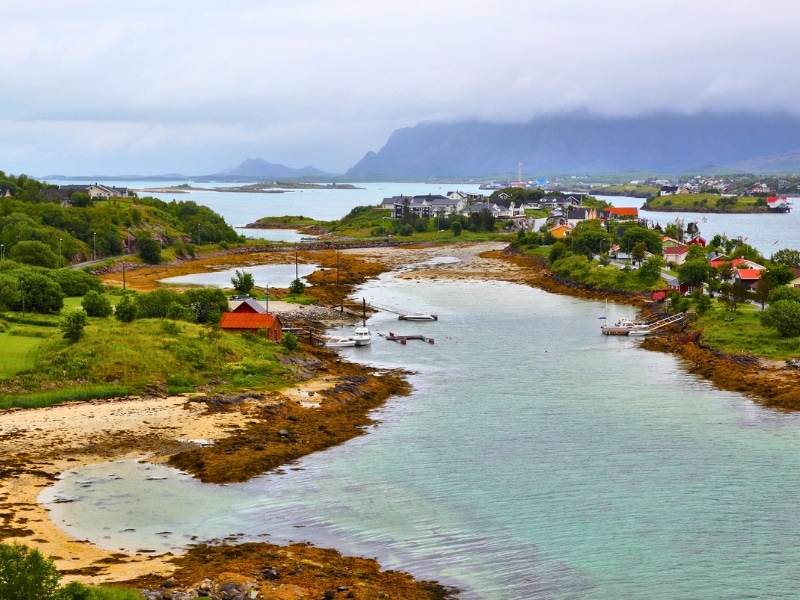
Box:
607, 207, 638, 217
663, 244, 688, 255
735, 269, 762, 281
219, 313, 280, 330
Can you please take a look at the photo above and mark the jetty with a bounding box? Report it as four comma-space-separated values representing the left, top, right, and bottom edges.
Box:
378, 332, 435, 345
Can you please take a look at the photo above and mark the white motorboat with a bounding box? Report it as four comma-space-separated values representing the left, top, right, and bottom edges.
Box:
398, 312, 438, 321
352, 325, 371, 346
325, 336, 357, 348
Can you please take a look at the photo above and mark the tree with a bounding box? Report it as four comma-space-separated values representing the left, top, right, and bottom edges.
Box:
549, 240, 568, 263
288, 278, 305, 295
762, 263, 794, 287
280, 331, 299, 351
450, 221, 462, 236
8, 240, 58, 268
637, 256, 664, 283
136, 234, 161, 264
771, 248, 800, 268
570, 228, 611, 259
114, 293, 137, 322
621, 226, 662, 256
678, 258, 711, 286
136, 289, 184, 318
231, 269, 255, 297
751, 277, 772, 310
16, 272, 64, 314
60, 309, 88, 343
185, 287, 228, 324
0, 542, 61, 600
81, 290, 112, 317
0, 274, 20, 311
630, 241, 648, 266
761, 299, 800, 337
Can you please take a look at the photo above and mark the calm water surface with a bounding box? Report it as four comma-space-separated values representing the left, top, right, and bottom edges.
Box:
43, 272, 800, 599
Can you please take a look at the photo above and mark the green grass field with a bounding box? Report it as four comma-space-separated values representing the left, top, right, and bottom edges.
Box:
0, 330, 51, 378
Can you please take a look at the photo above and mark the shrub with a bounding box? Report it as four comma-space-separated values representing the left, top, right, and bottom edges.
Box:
82, 291, 113, 317
0, 542, 61, 600
60, 309, 88, 343
114, 293, 137, 322
288, 278, 306, 295
280, 331, 299, 351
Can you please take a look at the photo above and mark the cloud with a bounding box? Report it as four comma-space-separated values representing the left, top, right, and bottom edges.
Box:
2, 0, 798, 176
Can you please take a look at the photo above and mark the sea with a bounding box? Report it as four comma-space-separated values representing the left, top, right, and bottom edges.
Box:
40, 180, 800, 599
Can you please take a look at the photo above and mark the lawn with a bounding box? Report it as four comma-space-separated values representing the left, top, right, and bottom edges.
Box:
0, 331, 49, 378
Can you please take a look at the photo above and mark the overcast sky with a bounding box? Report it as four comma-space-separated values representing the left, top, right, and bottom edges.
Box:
2, 0, 798, 177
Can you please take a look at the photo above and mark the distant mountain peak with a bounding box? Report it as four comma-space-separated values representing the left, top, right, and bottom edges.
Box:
221, 158, 338, 178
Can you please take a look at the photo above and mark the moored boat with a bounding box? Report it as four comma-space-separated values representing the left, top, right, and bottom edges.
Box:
601, 318, 651, 336
352, 325, 371, 346
398, 312, 438, 321
325, 336, 357, 348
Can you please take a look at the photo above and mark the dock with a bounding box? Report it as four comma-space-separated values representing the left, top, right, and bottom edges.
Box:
379, 332, 435, 344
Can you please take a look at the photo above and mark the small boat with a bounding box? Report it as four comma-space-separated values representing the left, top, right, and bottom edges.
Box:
325, 336, 357, 348
398, 312, 438, 321
352, 325, 371, 346
601, 318, 651, 336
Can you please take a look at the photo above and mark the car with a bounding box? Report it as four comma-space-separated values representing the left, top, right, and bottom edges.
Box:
229, 294, 250, 300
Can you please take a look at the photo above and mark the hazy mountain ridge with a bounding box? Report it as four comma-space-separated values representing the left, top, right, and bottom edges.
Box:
221, 158, 338, 178
345, 113, 800, 178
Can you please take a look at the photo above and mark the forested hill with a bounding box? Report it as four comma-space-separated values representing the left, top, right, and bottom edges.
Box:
0, 170, 239, 269
345, 113, 800, 179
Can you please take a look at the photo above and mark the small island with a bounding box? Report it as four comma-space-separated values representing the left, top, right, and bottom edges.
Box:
139, 182, 363, 194
642, 192, 792, 213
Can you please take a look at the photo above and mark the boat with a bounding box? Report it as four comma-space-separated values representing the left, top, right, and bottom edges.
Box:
324, 336, 357, 348
398, 312, 438, 321
380, 332, 435, 344
601, 317, 651, 336
352, 325, 371, 346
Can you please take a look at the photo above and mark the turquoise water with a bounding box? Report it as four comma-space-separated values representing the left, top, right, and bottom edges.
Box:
43, 273, 800, 599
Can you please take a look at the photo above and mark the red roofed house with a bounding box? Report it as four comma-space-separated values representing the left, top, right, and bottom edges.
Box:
734, 269, 762, 290
663, 244, 688, 266
219, 312, 283, 342
604, 206, 639, 220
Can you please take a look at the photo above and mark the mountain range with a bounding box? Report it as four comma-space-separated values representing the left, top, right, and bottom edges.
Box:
340, 112, 800, 179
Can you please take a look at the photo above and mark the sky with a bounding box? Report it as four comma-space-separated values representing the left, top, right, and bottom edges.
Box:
2, 0, 798, 177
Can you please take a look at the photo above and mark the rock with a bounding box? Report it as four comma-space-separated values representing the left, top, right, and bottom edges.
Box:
278, 429, 289, 437
324, 590, 336, 599
262, 566, 281, 580
162, 577, 179, 589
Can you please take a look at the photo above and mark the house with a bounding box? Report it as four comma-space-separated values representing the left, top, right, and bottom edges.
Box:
663, 244, 688, 266
766, 196, 791, 213
229, 298, 267, 314
219, 312, 283, 342
686, 236, 707, 248
603, 206, 639, 220
540, 194, 584, 208
660, 273, 696, 295
381, 194, 464, 218
660, 185, 679, 196
0, 187, 12, 198
549, 224, 574, 239
734, 269, 762, 290
566, 207, 598, 227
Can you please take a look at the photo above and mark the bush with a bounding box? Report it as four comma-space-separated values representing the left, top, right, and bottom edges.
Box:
280, 331, 299, 351
60, 309, 88, 343
82, 291, 113, 317
114, 293, 137, 322
288, 278, 306, 295
0, 542, 61, 600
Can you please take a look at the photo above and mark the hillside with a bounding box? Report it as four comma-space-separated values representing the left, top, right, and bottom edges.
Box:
345, 112, 800, 179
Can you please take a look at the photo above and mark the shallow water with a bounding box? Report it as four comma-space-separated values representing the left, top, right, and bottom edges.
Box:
43, 271, 800, 599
